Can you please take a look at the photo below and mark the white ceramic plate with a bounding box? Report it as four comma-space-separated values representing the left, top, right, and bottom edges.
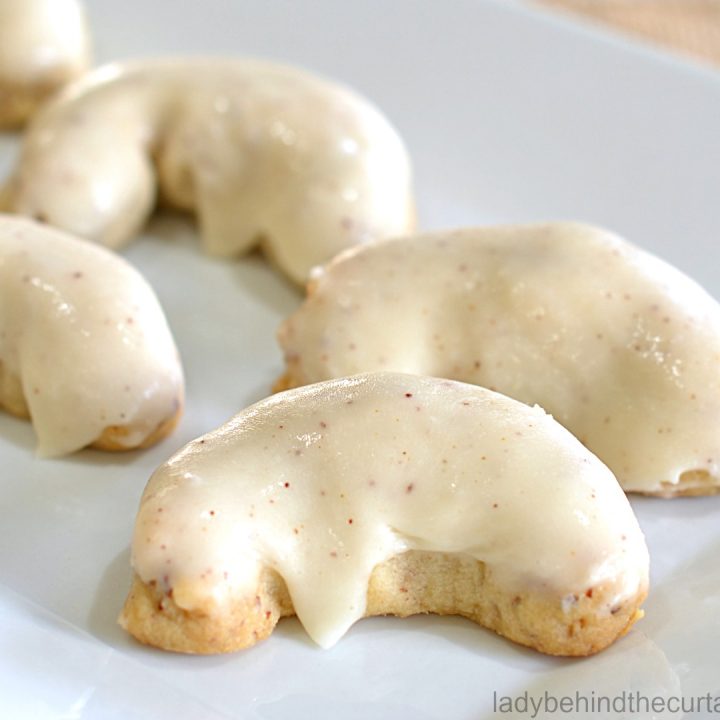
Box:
1, 1, 719, 718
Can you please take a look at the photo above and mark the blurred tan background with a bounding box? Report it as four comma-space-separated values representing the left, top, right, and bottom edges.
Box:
536, 0, 720, 66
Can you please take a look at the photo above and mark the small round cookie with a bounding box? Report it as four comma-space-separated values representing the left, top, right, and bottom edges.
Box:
1, 58, 414, 284
0, 215, 183, 457
277, 223, 720, 497
120, 373, 649, 657
0, 0, 90, 128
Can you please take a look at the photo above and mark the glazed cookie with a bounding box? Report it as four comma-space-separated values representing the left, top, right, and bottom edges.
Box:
0, 215, 183, 457
0, 0, 90, 128
120, 373, 649, 657
277, 223, 720, 496
1, 58, 414, 284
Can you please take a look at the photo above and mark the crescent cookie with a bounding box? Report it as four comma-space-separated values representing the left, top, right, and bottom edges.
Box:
0, 215, 183, 457
1, 58, 414, 284
277, 223, 720, 497
120, 373, 649, 657
0, 0, 90, 128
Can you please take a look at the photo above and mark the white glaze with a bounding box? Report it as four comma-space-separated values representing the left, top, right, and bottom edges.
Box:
0, 215, 183, 457
4, 58, 414, 284
131, 372, 648, 648
279, 223, 720, 494
0, 0, 89, 84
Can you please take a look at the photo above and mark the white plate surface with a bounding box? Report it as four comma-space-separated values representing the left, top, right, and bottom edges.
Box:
1, 1, 719, 718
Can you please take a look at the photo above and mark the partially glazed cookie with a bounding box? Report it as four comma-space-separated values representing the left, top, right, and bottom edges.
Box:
277, 223, 720, 497
1, 58, 414, 284
120, 373, 648, 657
0, 0, 90, 128
0, 215, 183, 456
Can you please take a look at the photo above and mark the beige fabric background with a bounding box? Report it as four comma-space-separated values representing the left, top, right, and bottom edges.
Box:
536, 0, 720, 66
